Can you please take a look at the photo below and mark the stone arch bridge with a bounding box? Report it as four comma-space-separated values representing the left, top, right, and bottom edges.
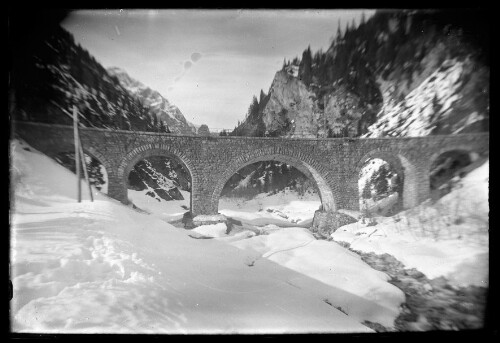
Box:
13, 121, 489, 230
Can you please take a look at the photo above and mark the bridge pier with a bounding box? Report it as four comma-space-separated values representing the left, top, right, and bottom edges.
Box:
312, 211, 337, 235
106, 172, 129, 204
311, 210, 358, 236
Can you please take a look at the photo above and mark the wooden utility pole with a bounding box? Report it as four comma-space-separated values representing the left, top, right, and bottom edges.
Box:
73, 105, 81, 202
78, 129, 94, 202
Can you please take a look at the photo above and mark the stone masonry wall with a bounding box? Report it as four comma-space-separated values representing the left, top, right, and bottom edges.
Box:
12, 121, 489, 230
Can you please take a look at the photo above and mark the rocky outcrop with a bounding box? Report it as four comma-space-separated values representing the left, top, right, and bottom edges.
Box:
321, 85, 371, 137
262, 71, 319, 137
256, 71, 374, 138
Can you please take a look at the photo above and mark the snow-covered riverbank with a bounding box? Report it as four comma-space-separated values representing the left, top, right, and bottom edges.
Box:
10, 139, 395, 333
331, 160, 489, 288
10, 138, 488, 333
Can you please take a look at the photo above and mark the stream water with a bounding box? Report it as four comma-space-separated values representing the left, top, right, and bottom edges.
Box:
336, 243, 489, 331
174, 209, 488, 333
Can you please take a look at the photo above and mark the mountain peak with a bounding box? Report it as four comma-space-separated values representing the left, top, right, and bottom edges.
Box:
107, 67, 147, 92
108, 67, 196, 134
107, 66, 126, 74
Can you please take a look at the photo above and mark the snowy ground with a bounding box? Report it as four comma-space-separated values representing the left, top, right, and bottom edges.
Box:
360, 192, 399, 216
132, 188, 406, 328
128, 189, 190, 222
219, 190, 321, 227
10, 139, 401, 333
10, 138, 488, 333
332, 160, 489, 288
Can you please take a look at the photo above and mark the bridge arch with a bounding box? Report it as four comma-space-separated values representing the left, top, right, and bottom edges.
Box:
51, 145, 113, 193
83, 146, 113, 174
428, 144, 480, 174
117, 143, 196, 208
356, 149, 405, 178
428, 144, 481, 192
81, 146, 113, 193
355, 148, 418, 210
210, 146, 336, 213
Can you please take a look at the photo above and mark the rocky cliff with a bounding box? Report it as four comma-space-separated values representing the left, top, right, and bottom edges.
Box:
233, 9, 489, 139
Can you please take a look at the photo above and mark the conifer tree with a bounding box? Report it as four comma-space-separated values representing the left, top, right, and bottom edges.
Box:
160, 119, 171, 133
299, 46, 313, 86
372, 165, 390, 199
151, 111, 158, 130
259, 89, 266, 103
362, 181, 372, 199
87, 157, 105, 190
337, 19, 342, 41
248, 95, 259, 119
255, 117, 266, 137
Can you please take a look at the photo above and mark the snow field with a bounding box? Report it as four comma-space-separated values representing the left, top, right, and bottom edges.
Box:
219, 189, 321, 227
228, 227, 405, 327
128, 189, 190, 222
189, 221, 406, 328
331, 160, 489, 288
10, 139, 377, 333
13, 136, 487, 333
191, 223, 228, 238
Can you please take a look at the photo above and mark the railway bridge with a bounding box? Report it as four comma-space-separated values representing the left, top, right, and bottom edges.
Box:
13, 121, 489, 230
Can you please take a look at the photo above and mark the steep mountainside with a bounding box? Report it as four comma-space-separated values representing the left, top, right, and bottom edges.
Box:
10, 25, 195, 135
9, 18, 193, 203
363, 56, 489, 137
10, 26, 165, 132
107, 67, 196, 134
232, 9, 489, 139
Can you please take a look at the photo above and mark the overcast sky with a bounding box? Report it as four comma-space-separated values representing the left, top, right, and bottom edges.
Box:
62, 9, 375, 129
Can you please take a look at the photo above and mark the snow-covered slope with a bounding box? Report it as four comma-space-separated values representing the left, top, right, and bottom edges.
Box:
331, 159, 489, 288
11, 26, 170, 133
128, 158, 186, 202
363, 57, 489, 137
108, 67, 196, 134
131, 185, 406, 327
10, 138, 407, 333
